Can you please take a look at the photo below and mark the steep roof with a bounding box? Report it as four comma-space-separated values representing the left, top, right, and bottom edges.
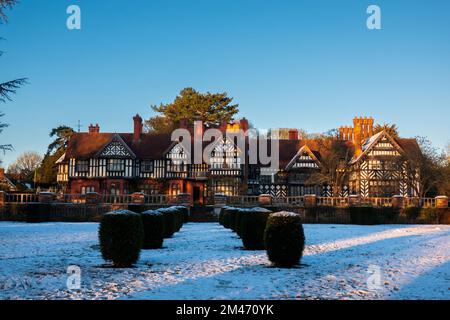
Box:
350, 130, 422, 164
65, 132, 174, 160
63, 130, 421, 167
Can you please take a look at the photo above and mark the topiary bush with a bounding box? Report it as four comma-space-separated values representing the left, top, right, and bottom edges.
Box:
222, 207, 238, 229
141, 210, 164, 249
98, 210, 144, 267
174, 205, 190, 223
240, 207, 272, 250
170, 206, 185, 232
264, 211, 305, 267
157, 207, 177, 238
235, 208, 250, 237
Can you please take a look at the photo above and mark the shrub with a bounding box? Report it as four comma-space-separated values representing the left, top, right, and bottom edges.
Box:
264, 211, 305, 267
157, 207, 177, 238
222, 207, 238, 229
437, 208, 450, 224
98, 210, 144, 267
174, 205, 190, 223
141, 210, 164, 249
235, 208, 250, 237
349, 206, 384, 225
240, 207, 272, 250
417, 208, 438, 224
171, 206, 186, 231
399, 207, 421, 223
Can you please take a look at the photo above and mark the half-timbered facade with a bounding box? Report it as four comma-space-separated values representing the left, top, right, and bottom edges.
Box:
57, 115, 421, 202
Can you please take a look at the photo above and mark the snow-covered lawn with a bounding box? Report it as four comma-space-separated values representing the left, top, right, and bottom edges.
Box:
0, 222, 449, 300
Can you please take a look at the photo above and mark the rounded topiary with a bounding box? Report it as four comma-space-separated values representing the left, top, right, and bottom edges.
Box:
141, 210, 164, 249
264, 211, 305, 267
158, 207, 177, 238
222, 207, 237, 229
240, 207, 272, 250
235, 208, 250, 237
174, 205, 189, 223
98, 210, 144, 267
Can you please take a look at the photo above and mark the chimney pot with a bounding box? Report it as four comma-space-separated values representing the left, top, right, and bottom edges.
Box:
289, 129, 298, 140
239, 118, 249, 133
133, 114, 143, 142
89, 124, 100, 133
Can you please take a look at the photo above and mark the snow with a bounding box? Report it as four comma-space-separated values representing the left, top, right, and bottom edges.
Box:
0, 221, 449, 300
270, 211, 300, 217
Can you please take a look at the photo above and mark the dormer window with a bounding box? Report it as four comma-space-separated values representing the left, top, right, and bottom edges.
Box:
76, 160, 89, 173
107, 159, 125, 172
141, 160, 154, 173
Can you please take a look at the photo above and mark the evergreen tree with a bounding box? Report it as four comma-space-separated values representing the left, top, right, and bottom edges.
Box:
145, 87, 239, 133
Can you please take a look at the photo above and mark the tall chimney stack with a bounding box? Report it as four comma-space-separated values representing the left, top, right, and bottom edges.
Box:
88, 124, 100, 133
133, 114, 142, 143
353, 117, 363, 157
239, 118, 249, 133
289, 129, 298, 140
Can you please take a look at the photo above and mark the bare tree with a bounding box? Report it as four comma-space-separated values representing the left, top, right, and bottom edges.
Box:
7, 151, 43, 180
306, 134, 354, 197
402, 136, 447, 197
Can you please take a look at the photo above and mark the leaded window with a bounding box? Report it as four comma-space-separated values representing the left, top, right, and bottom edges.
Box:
107, 159, 125, 172
140, 160, 154, 173
76, 160, 89, 172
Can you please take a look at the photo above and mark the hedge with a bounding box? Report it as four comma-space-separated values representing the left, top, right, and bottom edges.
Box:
98, 210, 144, 267
222, 207, 238, 229
264, 211, 305, 267
141, 210, 165, 249
157, 207, 181, 237
240, 207, 272, 250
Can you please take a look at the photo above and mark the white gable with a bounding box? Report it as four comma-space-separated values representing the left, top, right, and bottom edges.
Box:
99, 136, 134, 158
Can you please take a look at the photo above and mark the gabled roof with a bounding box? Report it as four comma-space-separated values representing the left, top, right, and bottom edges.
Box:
350, 130, 420, 164
65, 132, 173, 159
95, 133, 137, 159
0, 174, 17, 191
285, 145, 321, 170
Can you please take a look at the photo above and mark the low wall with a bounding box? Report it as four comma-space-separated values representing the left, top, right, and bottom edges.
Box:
220, 205, 450, 225
1, 202, 448, 224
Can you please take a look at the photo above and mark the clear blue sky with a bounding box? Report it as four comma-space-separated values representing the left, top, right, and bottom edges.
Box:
1, 0, 449, 166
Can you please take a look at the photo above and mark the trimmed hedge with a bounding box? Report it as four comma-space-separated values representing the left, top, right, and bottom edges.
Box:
173, 205, 190, 223
264, 211, 305, 267
235, 208, 250, 237
222, 207, 238, 229
141, 210, 164, 249
98, 210, 144, 267
240, 207, 272, 250
349, 206, 382, 225
157, 207, 182, 237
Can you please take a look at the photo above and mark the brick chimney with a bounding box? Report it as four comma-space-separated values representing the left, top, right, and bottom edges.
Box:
0, 168, 4, 180
133, 114, 143, 142
239, 118, 249, 133
219, 121, 228, 133
88, 124, 100, 133
288, 129, 298, 140
353, 117, 363, 157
